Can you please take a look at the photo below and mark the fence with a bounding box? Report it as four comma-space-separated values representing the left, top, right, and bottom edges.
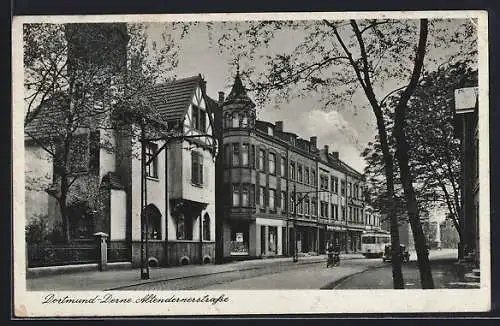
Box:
27, 242, 98, 268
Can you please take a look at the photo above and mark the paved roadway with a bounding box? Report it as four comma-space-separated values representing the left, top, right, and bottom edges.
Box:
123, 257, 385, 290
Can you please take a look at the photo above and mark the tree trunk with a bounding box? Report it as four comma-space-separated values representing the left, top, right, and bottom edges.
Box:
58, 183, 71, 243
393, 19, 434, 289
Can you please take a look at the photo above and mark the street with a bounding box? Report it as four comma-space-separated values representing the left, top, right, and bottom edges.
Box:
27, 249, 471, 291
119, 249, 463, 290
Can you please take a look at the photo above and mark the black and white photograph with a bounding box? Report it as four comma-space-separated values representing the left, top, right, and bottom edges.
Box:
12, 11, 490, 316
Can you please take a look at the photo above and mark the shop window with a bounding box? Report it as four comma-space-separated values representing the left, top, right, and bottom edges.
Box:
268, 226, 277, 254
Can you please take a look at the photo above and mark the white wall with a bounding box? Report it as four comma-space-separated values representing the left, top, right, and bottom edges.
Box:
110, 189, 127, 240
25, 144, 53, 225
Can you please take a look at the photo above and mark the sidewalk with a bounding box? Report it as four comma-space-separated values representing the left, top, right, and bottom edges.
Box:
27, 253, 365, 291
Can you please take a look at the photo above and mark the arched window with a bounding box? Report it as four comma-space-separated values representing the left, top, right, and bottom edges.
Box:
224, 112, 231, 129
203, 213, 210, 241
142, 204, 162, 240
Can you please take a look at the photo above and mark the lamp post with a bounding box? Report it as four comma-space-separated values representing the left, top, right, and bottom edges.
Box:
140, 120, 150, 280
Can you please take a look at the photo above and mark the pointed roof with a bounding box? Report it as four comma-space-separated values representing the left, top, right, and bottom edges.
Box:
224, 71, 256, 108
145, 75, 203, 123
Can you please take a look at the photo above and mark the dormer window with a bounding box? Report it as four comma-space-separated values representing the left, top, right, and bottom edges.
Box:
267, 126, 274, 136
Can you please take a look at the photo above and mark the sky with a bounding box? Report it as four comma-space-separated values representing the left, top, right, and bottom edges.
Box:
145, 19, 476, 175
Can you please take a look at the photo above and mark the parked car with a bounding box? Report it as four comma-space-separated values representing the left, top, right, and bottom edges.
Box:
382, 244, 410, 263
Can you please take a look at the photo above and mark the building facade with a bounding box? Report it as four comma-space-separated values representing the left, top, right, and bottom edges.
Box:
24, 23, 217, 268
453, 86, 479, 266
215, 72, 380, 261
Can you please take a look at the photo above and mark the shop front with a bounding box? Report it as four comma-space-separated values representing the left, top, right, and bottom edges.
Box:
291, 220, 319, 254
229, 221, 250, 257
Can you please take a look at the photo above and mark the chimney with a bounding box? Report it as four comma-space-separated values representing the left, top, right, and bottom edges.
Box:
324, 144, 329, 156
310, 136, 317, 151
218, 91, 225, 106
275, 121, 283, 132
332, 151, 339, 159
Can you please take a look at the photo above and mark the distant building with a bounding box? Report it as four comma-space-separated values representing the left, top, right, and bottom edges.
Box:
453, 86, 479, 266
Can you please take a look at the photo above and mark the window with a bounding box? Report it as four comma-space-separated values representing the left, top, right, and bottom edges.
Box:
192, 105, 206, 132
232, 184, 240, 206
341, 206, 346, 219
224, 144, 231, 167
259, 149, 265, 171
259, 186, 266, 206
348, 182, 352, 198
305, 198, 310, 215
242, 115, 248, 127
242, 185, 249, 207
224, 113, 231, 129
269, 153, 276, 174
320, 201, 328, 218
267, 126, 274, 136
320, 174, 329, 190
176, 214, 193, 240
298, 200, 303, 215
232, 113, 239, 128
341, 180, 346, 196
281, 191, 286, 212
290, 161, 295, 180
269, 189, 275, 210
290, 194, 295, 214
331, 204, 338, 219
280, 156, 286, 176
349, 207, 353, 221
232, 143, 240, 166
252, 145, 256, 168
331, 177, 338, 194
311, 170, 316, 186
241, 143, 249, 167
298, 165, 303, 182
146, 142, 158, 178
203, 213, 210, 241
251, 184, 256, 206
191, 152, 204, 185
311, 198, 317, 216
305, 168, 310, 184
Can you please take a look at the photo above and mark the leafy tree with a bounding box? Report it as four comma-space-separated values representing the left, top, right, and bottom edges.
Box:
211, 18, 476, 288
363, 61, 477, 258
24, 23, 181, 242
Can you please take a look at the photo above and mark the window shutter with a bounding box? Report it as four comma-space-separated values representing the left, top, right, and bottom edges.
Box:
191, 151, 197, 184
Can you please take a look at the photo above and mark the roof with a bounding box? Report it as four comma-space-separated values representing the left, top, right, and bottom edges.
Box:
223, 72, 256, 108
144, 75, 203, 123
